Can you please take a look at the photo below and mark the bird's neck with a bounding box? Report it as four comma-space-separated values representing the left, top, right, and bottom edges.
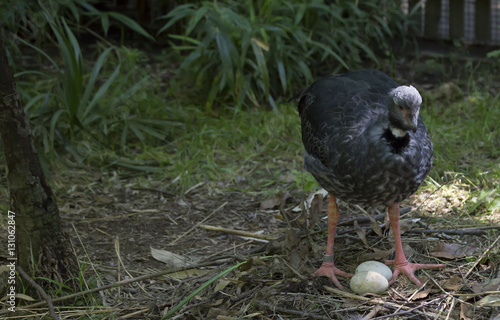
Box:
389, 125, 407, 138
384, 126, 410, 154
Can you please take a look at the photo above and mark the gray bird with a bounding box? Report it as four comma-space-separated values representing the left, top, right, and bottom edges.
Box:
297, 69, 444, 289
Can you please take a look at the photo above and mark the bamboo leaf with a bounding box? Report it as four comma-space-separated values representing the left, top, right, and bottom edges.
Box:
251, 38, 269, 98
108, 12, 155, 41
216, 32, 234, 90
83, 65, 120, 120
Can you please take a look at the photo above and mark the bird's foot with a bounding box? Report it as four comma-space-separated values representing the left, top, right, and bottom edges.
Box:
312, 262, 353, 289
385, 259, 445, 286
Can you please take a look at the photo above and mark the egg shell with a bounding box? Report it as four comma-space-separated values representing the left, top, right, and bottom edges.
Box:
350, 271, 388, 294
355, 261, 392, 281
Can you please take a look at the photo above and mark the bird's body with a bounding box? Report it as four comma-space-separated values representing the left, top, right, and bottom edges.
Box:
297, 69, 444, 288
298, 69, 433, 207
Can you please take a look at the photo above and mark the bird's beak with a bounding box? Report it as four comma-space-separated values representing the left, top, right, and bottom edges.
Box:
407, 112, 418, 133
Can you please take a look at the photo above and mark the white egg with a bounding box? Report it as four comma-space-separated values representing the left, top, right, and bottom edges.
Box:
355, 261, 393, 281
350, 271, 388, 294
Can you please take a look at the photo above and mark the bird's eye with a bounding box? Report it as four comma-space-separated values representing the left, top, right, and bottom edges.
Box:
398, 105, 403, 110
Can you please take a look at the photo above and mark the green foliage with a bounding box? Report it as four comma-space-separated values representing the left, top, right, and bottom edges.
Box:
159, 0, 411, 110
19, 37, 182, 161
1, 0, 154, 44
5, 2, 173, 162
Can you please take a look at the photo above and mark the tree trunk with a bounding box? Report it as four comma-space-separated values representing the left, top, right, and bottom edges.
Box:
0, 30, 77, 289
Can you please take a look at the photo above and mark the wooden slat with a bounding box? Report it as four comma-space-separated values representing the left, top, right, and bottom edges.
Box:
449, 0, 465, 39
475, 0, 491, 43
424, 0, 442, 38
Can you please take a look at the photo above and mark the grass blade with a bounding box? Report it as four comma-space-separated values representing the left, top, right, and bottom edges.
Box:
162, 260, 246, 319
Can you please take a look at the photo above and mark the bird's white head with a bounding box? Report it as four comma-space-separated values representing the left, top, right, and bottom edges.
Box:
388, 85, 422, 135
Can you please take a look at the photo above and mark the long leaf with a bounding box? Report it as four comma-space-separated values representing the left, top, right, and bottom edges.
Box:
81, 47, 113, 112
108, 12, 155, 41
83, 65, 120, 120
49, 109, 68, 147
157, 4, 195, 34
251, 38, 269, 98
162, 260, 246, 319
13, 37, 59, 70
186, 4, 209, 35
215, 32, 235, 90
276, 59, 287, 93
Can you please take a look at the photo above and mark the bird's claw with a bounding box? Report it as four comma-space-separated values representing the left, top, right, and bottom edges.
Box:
385, 259, 445, 286
312, 261, 353, 289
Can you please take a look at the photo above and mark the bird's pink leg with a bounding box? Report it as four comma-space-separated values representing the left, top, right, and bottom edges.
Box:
385, 203, 445, 286
312, 195, 353, 289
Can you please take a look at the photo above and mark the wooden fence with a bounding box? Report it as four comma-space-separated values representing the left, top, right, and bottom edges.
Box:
406, 0, 500, 44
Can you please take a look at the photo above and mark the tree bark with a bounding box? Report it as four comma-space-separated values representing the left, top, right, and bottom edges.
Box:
0, 29, 77, 288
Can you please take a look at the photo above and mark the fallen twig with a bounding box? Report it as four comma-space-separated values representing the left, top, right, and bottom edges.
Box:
170, 201, 228, 245
199, 224, 277, 241
323, 286, 447, 319
17, 266, 61, 320
255, 300, 331, 320
362, 305, 385, 320
407, 225, 500, 236
465, 233, 500, 279
0, 258, 232, 315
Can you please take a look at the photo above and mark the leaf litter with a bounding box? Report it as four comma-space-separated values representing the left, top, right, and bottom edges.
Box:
33, 168, 499, 320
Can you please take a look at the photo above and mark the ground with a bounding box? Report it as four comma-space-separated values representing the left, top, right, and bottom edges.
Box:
1, 59, 500, 319
3, 162, 497, 319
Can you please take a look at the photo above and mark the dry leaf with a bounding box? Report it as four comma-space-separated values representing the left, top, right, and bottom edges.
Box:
489, 313, 500, 320
260, 192, 290, 210
150, 247, 200, 267
354, 221, 368, 246
260, 196, 281, 210
207, 308, 229, 318
475, 294, 500, 307
389, 218, 417, 236
430, 243, 478, 259
15, 293, 35, 301
289, 249, 301, 270
460, 303, 473, 320
368, 214, 383, 237
309, 192, 324, 228
410, 288, 431, 300
251, 37, 269, 51
239, 259, 253, 272
213, 279, 232, 293
470, 278, 500, 293
360, 248, 392, 260
163, 268, 208, 280
238, 312, 263, 318
285, 228, 300, 250
441, 276, 464, 291
292, 188, 329, 213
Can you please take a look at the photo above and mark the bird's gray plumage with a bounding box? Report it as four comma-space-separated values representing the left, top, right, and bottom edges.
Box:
298, 69, 433, 206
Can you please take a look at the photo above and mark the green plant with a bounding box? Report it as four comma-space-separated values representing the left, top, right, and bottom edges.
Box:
1, 0, 154, 45
15, 20, 179, 162
159, 0, 411, 111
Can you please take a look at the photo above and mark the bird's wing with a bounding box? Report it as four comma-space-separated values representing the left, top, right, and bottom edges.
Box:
298, 72, 396, 167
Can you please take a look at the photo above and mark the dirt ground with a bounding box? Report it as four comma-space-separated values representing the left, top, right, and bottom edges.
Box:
42, 167, 500, 320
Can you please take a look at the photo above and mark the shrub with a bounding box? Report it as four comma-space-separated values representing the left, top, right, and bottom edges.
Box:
159, 0, 412, 111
